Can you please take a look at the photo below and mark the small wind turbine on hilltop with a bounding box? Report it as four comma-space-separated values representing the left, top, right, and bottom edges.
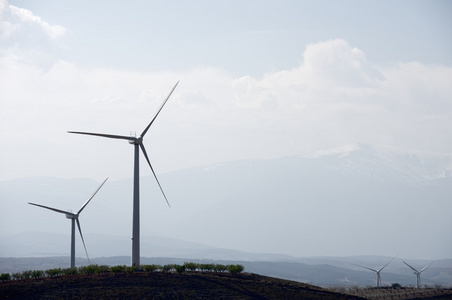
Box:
353, 257, 395, 287
403, 261, 432, 288
28, 178, 108, 268
68, 81, 179, 269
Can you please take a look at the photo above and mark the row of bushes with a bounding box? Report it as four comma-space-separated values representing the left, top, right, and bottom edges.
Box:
0, 262, 245, 281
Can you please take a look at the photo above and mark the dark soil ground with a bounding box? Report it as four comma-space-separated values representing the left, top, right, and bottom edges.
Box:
0, 271, 364, 299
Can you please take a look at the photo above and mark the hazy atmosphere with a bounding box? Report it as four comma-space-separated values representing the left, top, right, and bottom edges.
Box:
1, 0, 452, 264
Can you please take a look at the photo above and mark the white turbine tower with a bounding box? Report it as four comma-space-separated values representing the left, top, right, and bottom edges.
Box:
68, 81, 178, 269
28, 177, 108, 268
403, 261, 432, 288
353, 257, 395, 287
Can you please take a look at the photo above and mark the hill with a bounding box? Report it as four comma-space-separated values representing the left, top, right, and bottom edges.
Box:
1, 255, 452, 289
0, 271, 363, 300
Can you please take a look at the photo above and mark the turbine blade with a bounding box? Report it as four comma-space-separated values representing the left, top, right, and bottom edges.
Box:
77, 177, 108, 214
403, 261, 419, 273
352, 263, 377, 273
140, 81, 179, 137
379, 256, 395, 272
76, 218, 90, 265
420, 262, 432, 273
140, 144, 171, 207
68, 131, 136, 141
28, 202, 75, 216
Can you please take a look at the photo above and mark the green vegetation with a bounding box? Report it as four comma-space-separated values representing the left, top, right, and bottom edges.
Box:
62, 268, 77, 276
214, 264, 227, 273
0, 273, 10, 281
183, 262, 198, 271
391, 282, 401, 289
0, 262, 245, 282
174, 264, 186, 274
31, 270, 44, 279
227, 264, 245, 275
45, 268, 62, 278
110, 265, 127, 274
141, 264, 160, 273
21, 270, 32, 279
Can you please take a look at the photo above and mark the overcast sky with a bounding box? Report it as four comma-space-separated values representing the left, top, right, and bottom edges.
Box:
1, 0, 451, 181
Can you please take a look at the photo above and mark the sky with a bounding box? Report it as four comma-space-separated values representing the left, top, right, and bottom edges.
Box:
1, 0, 452, 181
1, 0, 452, 262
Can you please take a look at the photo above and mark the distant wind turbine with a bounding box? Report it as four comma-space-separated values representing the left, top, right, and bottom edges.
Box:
68, 81, 178, 269
28, 177, 108, 268
353, 257, 395, 287
403, 261, 432, 288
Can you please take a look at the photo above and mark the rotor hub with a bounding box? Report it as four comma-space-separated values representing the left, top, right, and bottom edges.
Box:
129, 137, 142, 145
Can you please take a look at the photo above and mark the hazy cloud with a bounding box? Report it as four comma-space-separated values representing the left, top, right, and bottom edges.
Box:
0, 0, 67, 67
1, 1, 451, 262
1, 8, 451, 181
0, 0, 66, 40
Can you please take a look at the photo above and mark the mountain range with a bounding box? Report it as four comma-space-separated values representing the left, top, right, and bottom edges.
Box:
1, 143, 451, 285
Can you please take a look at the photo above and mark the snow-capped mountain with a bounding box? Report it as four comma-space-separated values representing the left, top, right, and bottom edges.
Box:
1, 144, 451, 260
306, 143, 452, 184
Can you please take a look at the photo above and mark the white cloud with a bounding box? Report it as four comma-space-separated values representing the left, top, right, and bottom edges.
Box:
0, 0, 66, 40
0, 0, 67, 67
1, 18, 452, 181
226, 39, 452, 156
303, 39, 382, 86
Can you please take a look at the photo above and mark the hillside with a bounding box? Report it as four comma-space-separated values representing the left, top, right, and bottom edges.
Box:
0, 272, 363, 300
1, 255, 452, 288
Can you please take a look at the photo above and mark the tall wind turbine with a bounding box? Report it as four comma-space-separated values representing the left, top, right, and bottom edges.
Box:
403, 261, 432, 288
29, 177, 108, 268
68, 81, 178, 269
353, 257, 395, 287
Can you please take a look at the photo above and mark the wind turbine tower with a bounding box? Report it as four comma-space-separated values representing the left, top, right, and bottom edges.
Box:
403, 261, 432, 288
353, 257, 395, 287
68, 81, 178, 269
29, 178, 108, 268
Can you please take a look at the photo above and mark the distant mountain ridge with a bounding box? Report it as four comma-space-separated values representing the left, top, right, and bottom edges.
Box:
305, 143, 452, 183
1, 144, 451, 260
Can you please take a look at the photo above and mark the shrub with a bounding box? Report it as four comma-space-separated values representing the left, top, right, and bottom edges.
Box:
214, 264, 227, 273
110, 265, 126, 274
97, 265, 110, 274
162, 265, 173, 273
0, 273, 10, 281
142, 264, 159, 273
227, 264, 244, 275
12, 273, 22, 280
45, 268, 62, 278
32, 270, 44, 279
391, 283, 402, 289
125, 266, 136, 274
199, 263, 214, 272
174, 264, 186, 274
184, 262, 198, 272
21, 270, 32, 279
62, 268, 78, 276
79, 264, 100, 275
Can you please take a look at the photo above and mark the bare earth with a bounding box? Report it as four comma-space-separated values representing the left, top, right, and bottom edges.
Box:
0, 272, 364, 299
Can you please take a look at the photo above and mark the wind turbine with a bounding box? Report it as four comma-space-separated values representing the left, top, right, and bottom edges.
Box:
28, 177, 108, 268
403, 261, 432, 288
353, 257, 395, 287
68, 81, 178, 269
